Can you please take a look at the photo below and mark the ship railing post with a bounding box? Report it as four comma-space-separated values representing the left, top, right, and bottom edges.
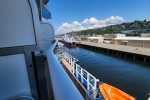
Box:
72, 56, 73, 66
94, 79, 99, 89
70, 55, 71, 65
67, 54, 70, 64
73, 57, 74, 63
69, 55, 71, 64
72, 56, 75, 62
69, 54, 71, 64
72, 57, 75, 63
71, 55, 72, 65
65, 52, 67, 60
96, 79, 99, 89
67, 53, 69, 62
81, 68, 83, 84
87, 72, 90, 90
64, 52, 66, 60
94, 77, 96, 89
76, 64, 78, 78
71, 56, 72, 66
63, 52, 65, 59
74, 57, 76, 62
66, 52, 68, 61
72, 61, 75, 74
74, 63, 77, 75
66, 52, 67, 60
65, 52, 67, 61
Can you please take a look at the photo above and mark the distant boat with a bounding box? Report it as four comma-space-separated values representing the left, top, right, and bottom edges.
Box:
60, 36, 77, 48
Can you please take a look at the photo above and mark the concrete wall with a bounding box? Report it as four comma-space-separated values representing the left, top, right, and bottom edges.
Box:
141, 34, 150, 37
79, 37, 104, 43
80, 37, 88, 41
88, 37, 104, 43
112, 39, 150, 48
142, 41, 150, 48
104, 34, 125, 40
103, 34, 114, 40
116, 34, 126, 37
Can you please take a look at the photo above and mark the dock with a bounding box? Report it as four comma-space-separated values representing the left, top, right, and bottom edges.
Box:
77, 41, 150, 63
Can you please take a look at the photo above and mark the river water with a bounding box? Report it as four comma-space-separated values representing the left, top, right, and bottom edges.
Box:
63, 46, 150, 100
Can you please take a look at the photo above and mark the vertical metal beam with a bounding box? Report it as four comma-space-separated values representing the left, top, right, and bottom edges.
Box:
87, 73, 90, 90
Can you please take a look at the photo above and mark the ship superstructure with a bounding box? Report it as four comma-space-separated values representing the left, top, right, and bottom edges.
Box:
0, 0, 147, 100
0, 0, 83, 100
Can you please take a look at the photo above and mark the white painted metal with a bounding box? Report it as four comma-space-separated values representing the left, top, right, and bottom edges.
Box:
72, 61, 75, 73
47, 41, 83, 100
40, 4, 55, 55
62, 52, 99, 91
0, 0, 36, 48
81, 68, 83, 84
76, 64, 78, 78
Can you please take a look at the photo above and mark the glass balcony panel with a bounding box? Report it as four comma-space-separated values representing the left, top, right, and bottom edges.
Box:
42, 5, 51, 20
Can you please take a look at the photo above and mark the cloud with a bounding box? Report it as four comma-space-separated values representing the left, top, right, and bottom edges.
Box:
58, 21, 85, 33
58, 16, 125, 34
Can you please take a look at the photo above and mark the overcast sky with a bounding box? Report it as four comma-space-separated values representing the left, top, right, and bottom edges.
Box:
48, 0, 150, 34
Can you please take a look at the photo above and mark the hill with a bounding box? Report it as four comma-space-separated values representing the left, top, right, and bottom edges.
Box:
66, 20, 150, 36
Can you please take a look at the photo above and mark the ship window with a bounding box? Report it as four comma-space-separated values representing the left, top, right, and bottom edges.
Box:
42, 5, 51, 20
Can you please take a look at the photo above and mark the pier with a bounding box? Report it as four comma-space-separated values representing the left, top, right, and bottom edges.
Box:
77, 41, 150, 63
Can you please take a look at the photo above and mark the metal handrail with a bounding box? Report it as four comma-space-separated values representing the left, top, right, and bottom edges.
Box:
62, 52, 99, 91
46, 40, 83, 100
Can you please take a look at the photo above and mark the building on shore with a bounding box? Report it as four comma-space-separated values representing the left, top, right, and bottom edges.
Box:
79, 36, 104, 43
78, 36, 88, 41
87, 36, 104, 43
141, 34, 150, 37
103, 34, 126, 40
112, 37, 150, 48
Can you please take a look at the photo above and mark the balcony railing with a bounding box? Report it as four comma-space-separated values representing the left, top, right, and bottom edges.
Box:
46, 40, 83, 100
62, 52, 99, 91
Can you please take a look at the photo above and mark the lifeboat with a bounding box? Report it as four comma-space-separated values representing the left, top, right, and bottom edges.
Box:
99, 83, 135, 100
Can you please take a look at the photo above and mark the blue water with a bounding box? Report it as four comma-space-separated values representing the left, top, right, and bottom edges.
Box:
63, 46, 150, 100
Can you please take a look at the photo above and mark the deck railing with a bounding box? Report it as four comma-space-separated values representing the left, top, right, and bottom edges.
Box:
62, 52, 99, 91
46, 40, 83, 100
